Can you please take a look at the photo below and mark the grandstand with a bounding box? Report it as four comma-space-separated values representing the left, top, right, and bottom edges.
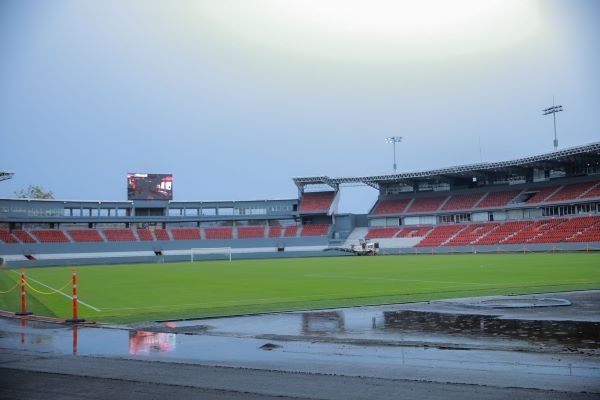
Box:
1, 142, 600, 265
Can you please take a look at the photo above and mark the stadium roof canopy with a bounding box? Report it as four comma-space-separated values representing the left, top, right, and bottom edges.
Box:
293, 142, 600, 190
0, 172, 14, 182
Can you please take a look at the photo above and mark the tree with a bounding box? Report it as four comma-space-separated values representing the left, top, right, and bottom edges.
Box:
14, 185, 54, 199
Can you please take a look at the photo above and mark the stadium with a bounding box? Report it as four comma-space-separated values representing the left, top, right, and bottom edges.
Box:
1, 1, 599, 399
0, 153, 600, 398
1, 142, 600, 267
1, 142, 600, 400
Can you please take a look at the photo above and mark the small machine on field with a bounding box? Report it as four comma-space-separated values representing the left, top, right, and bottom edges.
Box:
351, 240, 379, 256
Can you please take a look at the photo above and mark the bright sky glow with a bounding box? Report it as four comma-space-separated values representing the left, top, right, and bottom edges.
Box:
196, 0, 543, 61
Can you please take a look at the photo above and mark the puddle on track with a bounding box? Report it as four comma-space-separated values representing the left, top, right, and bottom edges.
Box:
1, 316, 600, 384
1, 291, 600, 388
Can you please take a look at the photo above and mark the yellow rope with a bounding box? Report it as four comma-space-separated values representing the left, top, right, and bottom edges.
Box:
0, 281, 19, 294
24, 279, 72, 295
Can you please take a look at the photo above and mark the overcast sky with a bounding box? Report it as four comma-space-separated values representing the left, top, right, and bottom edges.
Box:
1, 0, 598, 212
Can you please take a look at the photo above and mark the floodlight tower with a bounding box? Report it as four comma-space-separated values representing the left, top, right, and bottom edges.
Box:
542, 99, 563, 152
385, 136, 402, 173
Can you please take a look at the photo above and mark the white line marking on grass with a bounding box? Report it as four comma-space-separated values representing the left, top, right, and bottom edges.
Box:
12, 271, 101, 312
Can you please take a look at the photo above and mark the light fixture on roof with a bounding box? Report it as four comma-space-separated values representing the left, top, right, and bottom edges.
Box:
542, 98, 564, 152
384, 136, 403, 174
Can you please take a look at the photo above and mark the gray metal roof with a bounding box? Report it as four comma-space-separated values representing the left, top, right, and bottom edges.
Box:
293, 142, 600, 189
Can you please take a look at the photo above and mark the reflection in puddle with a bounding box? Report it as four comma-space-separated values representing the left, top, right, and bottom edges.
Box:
383, 311, 600, 348
302, 311, 345, 334
129, 330, 177, 354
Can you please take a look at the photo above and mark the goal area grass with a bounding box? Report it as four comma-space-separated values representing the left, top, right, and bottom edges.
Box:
1, 253, 599, 324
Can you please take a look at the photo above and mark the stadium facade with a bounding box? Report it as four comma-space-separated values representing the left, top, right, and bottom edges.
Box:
1, 143, 600, 266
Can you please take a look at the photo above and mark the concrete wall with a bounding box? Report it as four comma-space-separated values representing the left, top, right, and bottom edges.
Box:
0, 236, 329, 256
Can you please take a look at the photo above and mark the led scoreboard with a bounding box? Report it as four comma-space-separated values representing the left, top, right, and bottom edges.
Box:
127, 173, 173, 200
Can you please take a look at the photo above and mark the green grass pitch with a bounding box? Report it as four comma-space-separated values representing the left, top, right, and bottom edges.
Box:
1, 253, 599, 324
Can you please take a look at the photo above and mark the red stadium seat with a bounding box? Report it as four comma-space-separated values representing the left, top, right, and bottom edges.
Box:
237, 226, 266, 239
204, 227, 233, 239
526, 186, 560, 204
371, 199, 411, 215
580, 183, 600, 199
103, 229, 136, 241
396, 226, 433, 237
565, 216, 600, 242
154, 229, 171, 241
12, 230, 37, 243
443, 224, 499, 246
475, 190, 521, 208
136, 228, 154, 241
283, 225, 299, 237
414, 225, 465, 247
441, 194, 484, 211
300, 224, 330, 236
0, 231, 19, 244
546, 182, 597, 202
32, 230, 70, 243
407, 196, 447, 213
475, 221, 531, 245
68, 229, 103, 242
365, 227, 399, 239
299, 191, 335, 213
268, 226, 283, 238
171, 228, 201, 240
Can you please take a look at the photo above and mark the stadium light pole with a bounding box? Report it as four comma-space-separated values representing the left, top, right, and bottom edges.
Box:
385, 136, 402, 173
542, 98, 563, 152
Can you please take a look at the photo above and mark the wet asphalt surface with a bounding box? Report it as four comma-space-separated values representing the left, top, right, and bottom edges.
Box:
1, 290, 599, 399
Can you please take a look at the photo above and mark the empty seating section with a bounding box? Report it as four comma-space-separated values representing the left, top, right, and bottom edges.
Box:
475, 221, 531, 245
546, 182, 597, 202
171, 228, 201, 240
3, 216, 599, 248
526, 186, 559, 204
204, 227, 233, 240
365, 228, 399, 239
527, 218, 586, 243
0, 231, 19, 243
32, 230, 69, 243
529, 217, 596, 244
301, 224, 330, 236
12, 230, 37, 243
68, 229, 103, 242
153, 229, 170, 241
237, 226, 265, 239
283, 225, 299, 237
268, 226, 283, 238
565, 217, 600, 242
501, 219, 563, 244
371, 199, 411, 215
443, 224, 499, 246
407, 196, 447, 213
412, 216, 600, 247
371, 182, 599, 215
396, 227, 433, 237
103, 229, 136, 241
415, 225, 464, 247
136, 228, 154, 241
441, 194, 483, 211
476, 190, 521, 208
299, 191, 335, 213
581, 183, 600, 199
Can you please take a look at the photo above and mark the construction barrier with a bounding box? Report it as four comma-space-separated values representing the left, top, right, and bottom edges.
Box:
15, 271, 32, 316
1, 268, 85, 322
66, 269, 85, 323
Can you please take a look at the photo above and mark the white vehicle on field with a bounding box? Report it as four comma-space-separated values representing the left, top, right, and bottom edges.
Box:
351, 240, 379, 256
